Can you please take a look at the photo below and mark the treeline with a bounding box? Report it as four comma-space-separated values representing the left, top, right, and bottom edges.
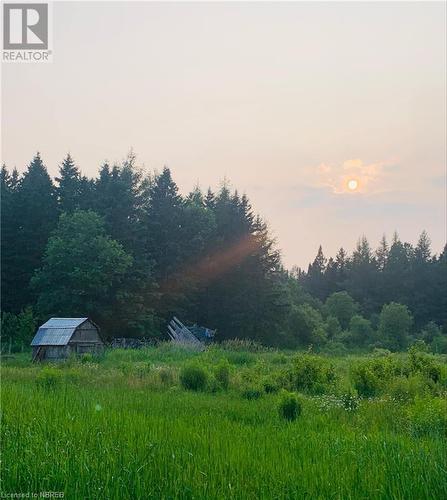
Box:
297, 234, 447, 329
1, 153, 283, 346
1, 153, 446, 353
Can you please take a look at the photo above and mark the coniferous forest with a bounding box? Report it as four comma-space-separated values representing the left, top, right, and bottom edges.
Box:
1, 153, 446, 352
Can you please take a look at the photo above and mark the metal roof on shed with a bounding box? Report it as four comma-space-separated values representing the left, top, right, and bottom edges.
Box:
31, 328, 75, 346
40, 318, 88, 329
31, 318, 92, 346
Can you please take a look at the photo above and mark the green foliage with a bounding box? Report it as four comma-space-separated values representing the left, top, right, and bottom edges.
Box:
80, 352, 94, 364
30, 210, 157, 338
324, 315, 342, 339
37, 366, 63, 389
262, 376, 280, 394
387, 375, 431, 403
214, 360, 230, 389
348, 315, 374, 346
179, 364, 208, 391
408, 344, 442, 384
421, 321, 442, 343
278, 391, 302, 421
287, 304, 326, 347
282, 353, 336, 394
407, 397, 447, 437
1, 308, 36, 353
351, 356, 403, 397
325, 292, 358, 330
340, 392, 360, 412
241, 387, 263, 400
2, 155, 58, 311
2, 155, 445, 350
431, 334, 447, 354
158, 367, 175, 386
352, 349, 445, 399
2, 347, 447, 498
378, 302, 413, 350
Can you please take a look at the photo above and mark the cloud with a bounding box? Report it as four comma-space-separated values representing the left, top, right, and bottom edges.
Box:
315, 158, 396, 195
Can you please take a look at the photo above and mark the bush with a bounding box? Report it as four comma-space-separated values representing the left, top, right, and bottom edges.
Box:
282, 353, 336, 394
37, 366, 62, 389
241, 387, 263, 400
263, 377, 279, 394
158, 367, 175, 386
214, 360, 230, 390
352, 356, 404, 398
407, 396, 447, 437
408, 345, 442, 383
180, 364, 208, 391
80, 352, 94, 364
353, 365, 380, 397
387, 375, 431, 403
278, 391, 301, 421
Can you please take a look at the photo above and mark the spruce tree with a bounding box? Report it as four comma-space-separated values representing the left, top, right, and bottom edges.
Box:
56, 153, 82, 213
11, 154, 58, 311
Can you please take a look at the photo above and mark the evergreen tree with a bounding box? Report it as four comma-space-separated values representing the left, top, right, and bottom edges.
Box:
94, 154, 145, 255
382, 232, 412, 306
304, 246, 328, 300
376, 235, 389, 271
1, 166, 20, 311
56, 153, 82, 213
9, 154, 58, 311
346, 236, 378, 313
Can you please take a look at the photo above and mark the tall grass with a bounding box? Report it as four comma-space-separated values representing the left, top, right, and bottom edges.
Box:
1, 346, 446, 499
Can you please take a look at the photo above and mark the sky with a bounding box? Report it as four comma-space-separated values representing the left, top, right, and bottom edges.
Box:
1, 1, 446, 268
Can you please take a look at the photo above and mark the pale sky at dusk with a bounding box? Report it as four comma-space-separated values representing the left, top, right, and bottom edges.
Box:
2, 1, 446, 268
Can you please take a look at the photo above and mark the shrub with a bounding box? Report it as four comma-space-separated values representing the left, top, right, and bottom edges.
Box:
180, 364, 208, 391
214, 360, 230, 390
321, 340, 348, 357
352, 356, 404, 398
241, 387, 263, 400
387, 375, 431, 403
408, 345, 442, 383
407, 396, 447, 437
80, 352, 94, 364
282, 353, 336, 394
263, 377, 279, 394
278, 391, 302, 421
352, 364, 382, 398
37, 366, 62, 389
158, 366, 175, 386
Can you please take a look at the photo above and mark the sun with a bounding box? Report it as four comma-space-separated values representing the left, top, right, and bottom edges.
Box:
347, 179, 359, 191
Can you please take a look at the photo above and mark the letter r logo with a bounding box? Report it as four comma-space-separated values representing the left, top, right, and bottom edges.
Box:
3, 3, 48, 49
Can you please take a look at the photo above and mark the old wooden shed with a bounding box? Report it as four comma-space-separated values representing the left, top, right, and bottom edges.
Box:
31, 318, 103, 361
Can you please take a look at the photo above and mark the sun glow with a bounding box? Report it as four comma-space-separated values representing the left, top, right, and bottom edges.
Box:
347, 179, 359, 191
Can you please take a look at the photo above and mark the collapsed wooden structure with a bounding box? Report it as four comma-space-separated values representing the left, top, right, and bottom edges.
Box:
167, 317, 215, 350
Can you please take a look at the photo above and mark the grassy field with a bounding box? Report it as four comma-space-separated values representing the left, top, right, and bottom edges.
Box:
1, 343, 446, 499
